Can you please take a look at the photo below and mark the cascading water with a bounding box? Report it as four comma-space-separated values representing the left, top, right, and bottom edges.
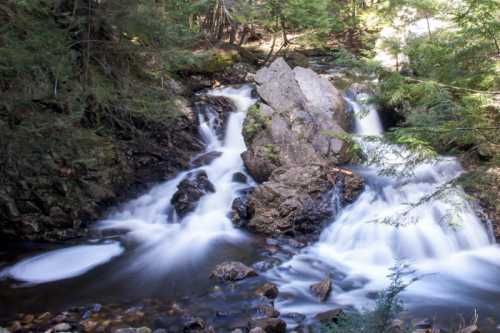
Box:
1, 85, 257, 285
267, 91, 500, 322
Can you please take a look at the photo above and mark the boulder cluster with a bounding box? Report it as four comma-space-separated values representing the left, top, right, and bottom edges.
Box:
234, 58, 364, 237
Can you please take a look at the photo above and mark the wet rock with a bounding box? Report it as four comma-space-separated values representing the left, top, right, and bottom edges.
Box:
231, 193, 253, 228
195, 95, 237, 140
210, 261, 258, 281
0, 328, 10, 333
232, 172, 248, 184
310, 276, 332, 302
256, 283, 279, 299
282, 313, 306, 324
256, 304, 280, 318
190, 151, 222, 167
245, 165, 332, 236
250, 318, 286, 333
246, 164, 363, 237
183, 316, 206, 332
314, 309, 344, 323
253, 260, 276, 272
171, 171, 215, 218
53, 323, 72, 332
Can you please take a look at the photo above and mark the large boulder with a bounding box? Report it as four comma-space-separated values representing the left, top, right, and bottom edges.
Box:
245, 57, 352, 170
244, 165, 363, 236
210, 261, 258, 282
171, 171, 215, 218
238, 58, 364, 237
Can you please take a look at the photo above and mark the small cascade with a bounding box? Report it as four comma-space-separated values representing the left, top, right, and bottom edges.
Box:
267, 91, 500, 319
1, 85, 257, 284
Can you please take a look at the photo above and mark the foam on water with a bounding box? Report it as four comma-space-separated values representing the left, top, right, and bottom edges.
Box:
267, 91, 500, 317
1, 85, 257, 284
1, 243, 124, 284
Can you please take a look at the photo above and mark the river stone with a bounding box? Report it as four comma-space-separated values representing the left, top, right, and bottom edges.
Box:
190, 151, 222, 167
250, 318, 286, 333
210, 261, 258, 281
256, 283, 279, 299
256, 304, 280, 318
171, 170, 215, 218
310, 276, 332, 302
314, 308, 344, 323
232, 172, 248, 184
231, 196, 252, 228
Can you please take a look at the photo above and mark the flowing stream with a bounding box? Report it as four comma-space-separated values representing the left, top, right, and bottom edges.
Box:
1, 83, 500, 330
267, 90, 500, 327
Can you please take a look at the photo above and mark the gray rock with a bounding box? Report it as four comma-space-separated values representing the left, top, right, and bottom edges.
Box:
210, 261, 258, 281
310, 276, 332, 302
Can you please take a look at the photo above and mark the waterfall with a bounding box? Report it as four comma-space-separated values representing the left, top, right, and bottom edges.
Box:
1, 85, 257, 284
267, 92, 500, 317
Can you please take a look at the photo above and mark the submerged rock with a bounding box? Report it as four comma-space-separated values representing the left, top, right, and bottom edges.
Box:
190, 151, 222, 167
210, 261, 258, 281
232, 172, 248, 184
256, 283, 279, 300
171, 171, 215, 218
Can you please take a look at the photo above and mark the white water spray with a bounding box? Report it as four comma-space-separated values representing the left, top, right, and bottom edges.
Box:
267, 92, 500, 316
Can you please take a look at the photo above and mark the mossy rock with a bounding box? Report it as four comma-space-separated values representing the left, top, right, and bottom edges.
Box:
243, 104, 272, 145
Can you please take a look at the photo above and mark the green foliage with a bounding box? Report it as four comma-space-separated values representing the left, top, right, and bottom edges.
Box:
263, 144, 280, 163
243, 104, 271, 144
323, 262, 416, 333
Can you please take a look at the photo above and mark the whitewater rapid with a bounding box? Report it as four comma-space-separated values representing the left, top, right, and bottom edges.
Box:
267, 90, 500, 317
1, 85, 257, 284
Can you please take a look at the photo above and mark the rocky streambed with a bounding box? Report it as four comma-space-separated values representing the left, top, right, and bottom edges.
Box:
1, 58, 500, 333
